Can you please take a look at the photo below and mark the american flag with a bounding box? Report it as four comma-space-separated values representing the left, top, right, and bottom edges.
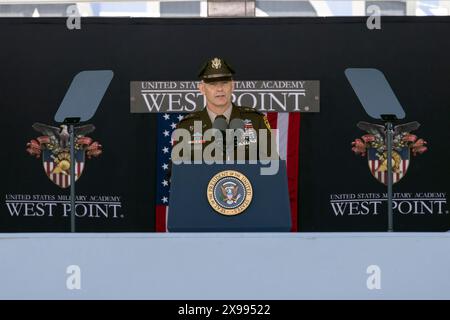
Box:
155, 112, 183, 232
155, 112, 300, 232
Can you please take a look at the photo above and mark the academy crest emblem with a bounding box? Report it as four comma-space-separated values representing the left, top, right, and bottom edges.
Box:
351, 121, 427, 185
207, 170, 253, 216
26, 122, 102, 188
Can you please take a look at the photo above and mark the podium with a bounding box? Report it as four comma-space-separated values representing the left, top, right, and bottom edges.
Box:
168, 161, 291, 232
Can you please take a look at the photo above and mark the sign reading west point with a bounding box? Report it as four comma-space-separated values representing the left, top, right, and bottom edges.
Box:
130, 80, 320, 113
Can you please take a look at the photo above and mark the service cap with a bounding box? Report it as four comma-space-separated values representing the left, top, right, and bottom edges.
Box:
198, 57, 235, 83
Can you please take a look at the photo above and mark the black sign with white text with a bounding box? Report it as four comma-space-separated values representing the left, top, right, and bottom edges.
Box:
130, 80, 320, 113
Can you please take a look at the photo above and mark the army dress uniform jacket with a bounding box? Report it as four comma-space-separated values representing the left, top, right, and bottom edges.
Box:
174, 104, 275, 162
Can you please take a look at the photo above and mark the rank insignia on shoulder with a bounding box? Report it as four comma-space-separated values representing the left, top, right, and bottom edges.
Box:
181, 113, 194, 120
180, 112, 201, 123
188, 122, 206, 132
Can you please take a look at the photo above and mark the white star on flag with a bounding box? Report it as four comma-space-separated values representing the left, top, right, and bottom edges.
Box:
162, 163, 168, 170
163, 114, 170, 120
170, 122, 177, 129
161, 180, 169, 187
162, 197, 168, 203
177, 115, 184, 122
163, 130, 170, 137
162, 147, 169, 154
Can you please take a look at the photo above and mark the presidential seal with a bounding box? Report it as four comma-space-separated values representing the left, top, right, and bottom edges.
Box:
207, 170, 253, 216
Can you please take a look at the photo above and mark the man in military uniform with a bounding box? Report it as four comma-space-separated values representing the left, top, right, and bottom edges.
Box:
174, 57, 275, 162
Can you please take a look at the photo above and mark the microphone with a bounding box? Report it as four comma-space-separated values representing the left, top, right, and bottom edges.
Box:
229, 118, 245, 130
212, 115, 228, 131
212, 115, 228, 151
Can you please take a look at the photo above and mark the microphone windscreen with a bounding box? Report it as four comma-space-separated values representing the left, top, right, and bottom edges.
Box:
213, 115, 228, 131
229, 118, 245, 130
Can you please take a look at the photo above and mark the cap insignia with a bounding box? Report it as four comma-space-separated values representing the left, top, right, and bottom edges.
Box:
211, 58, 221, 69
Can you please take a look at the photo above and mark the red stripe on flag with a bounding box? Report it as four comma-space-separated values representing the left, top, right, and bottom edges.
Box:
287, 113, 300, 232
156, 205, 167, 232
267, 111, 300, 232
46, 162, 52, 176
266, 112, 278, 129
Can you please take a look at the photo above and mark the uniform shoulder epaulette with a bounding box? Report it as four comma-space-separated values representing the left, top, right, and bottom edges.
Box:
239, 106, 264, 116
178, 111, 202, 123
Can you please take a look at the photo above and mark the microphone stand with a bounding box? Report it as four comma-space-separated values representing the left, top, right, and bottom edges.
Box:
381, 114, 397, 232
64, 117, 80, 233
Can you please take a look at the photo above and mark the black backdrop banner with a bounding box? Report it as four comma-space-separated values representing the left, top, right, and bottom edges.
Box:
0, 17, 449, 232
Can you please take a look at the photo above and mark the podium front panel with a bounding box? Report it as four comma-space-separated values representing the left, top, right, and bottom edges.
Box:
168, 162, 291, 232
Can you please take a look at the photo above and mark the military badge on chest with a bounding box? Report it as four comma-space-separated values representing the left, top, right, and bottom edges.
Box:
237, 119, 257, 146
189, 132, 206, 145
